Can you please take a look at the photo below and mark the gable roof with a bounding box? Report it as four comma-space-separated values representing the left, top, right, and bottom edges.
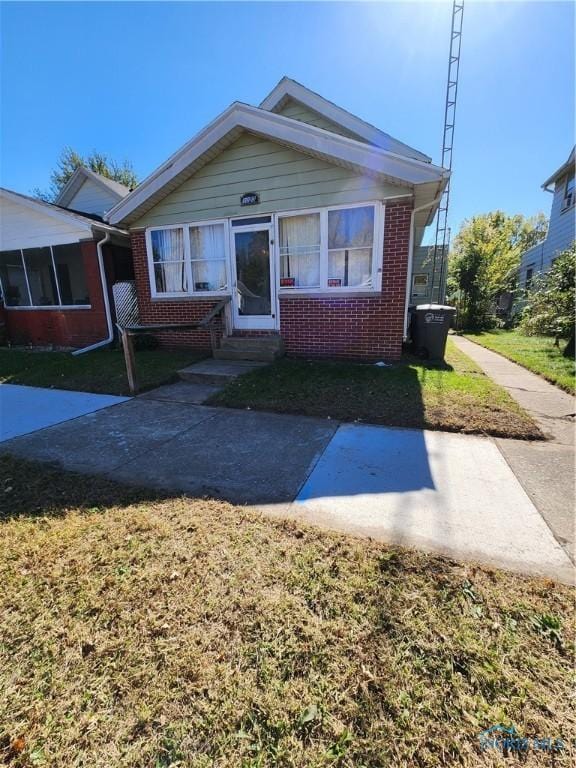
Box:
55, 166, 131, 209
0, 187, 128, 236
106, 102, 448, 228
542, 146, 575, 190
260, 77, 432, 163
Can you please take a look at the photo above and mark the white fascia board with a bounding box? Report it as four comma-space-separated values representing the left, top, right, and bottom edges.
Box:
541, 146, 575, 190
54, 167, 86, 207
107, 103, 447, 226
1, 188, 129, 238
1, 188, 94, 232
260, 77, 432, 163
56, 166, 129, 208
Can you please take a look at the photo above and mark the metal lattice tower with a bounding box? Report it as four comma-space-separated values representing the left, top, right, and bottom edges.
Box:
431, 0, 464, 303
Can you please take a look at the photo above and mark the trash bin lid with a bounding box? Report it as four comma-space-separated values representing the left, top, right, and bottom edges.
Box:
413, 304, 456, 312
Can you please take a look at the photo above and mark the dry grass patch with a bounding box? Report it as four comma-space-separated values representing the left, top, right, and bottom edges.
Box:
0, 456, 574, 767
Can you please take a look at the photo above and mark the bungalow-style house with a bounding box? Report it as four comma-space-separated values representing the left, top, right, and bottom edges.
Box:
107, 78, 449, 360
0, 167, 133, 349
519, 146, 575, 290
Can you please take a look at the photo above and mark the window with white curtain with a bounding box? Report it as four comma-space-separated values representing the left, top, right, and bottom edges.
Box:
150, 228, 187, 294
279, 213, 321, 288
148, 222, 228, 296
189, 224, 227, 292
279, 204, 380, 292
327, 206, 374, 288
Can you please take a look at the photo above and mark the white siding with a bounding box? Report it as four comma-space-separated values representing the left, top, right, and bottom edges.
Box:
0, 197, 91, 251
66, 178, 121, 216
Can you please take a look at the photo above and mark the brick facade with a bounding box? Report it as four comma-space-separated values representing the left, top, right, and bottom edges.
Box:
4, 240, 109, 348
130, 200, 412, 360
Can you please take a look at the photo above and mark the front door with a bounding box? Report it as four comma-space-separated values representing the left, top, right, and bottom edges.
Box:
231, 224, 277, 330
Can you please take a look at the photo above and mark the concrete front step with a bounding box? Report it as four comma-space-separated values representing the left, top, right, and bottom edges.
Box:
214, 348, 281, 362
178, 358, 268, 386
217, 335, 285, 361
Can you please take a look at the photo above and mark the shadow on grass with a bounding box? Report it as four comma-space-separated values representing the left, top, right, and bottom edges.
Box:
0, 454, 173, 522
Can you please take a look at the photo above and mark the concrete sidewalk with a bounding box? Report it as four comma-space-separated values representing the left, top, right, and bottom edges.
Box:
451, 335, 575, 562
1, 392, 573, 583
0, 383, 129, 442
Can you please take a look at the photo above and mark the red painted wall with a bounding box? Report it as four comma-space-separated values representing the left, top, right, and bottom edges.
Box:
4, 240, 109, 348
129, 201, 412, 360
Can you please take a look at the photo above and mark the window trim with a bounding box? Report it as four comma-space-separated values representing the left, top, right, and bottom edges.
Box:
145, 219, 231, 299
144, 203, 386, 302
411, 272, 429, 298
0, 244, 91, 310
276, 201, 385, 295
562, 171, 575, 211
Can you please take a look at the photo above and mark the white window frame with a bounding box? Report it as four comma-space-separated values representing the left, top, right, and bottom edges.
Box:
0, 244, 91, 310
276, 201, 385, 295
146, 219, 231, 299
411, 273, 429, 297
562, 171, 575, 210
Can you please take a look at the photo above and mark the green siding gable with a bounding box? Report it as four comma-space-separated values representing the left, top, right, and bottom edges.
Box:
133, 132, 407, 228
275, 99, 365, 142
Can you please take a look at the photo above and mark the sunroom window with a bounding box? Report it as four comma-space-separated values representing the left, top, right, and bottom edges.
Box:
150, 228, 187, 294
327, 206, 374, 288
279, 213, 321, 288
0, 244, 89, 308
189, 223, 227, 292
24, 247, 58, 306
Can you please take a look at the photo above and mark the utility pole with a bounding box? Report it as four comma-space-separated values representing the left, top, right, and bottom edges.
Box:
431, 0, 464, 303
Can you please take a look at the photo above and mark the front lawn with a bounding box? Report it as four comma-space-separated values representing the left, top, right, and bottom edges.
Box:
0, 348, 205, 396
0, 455, 573, 767
209, 340, 541, 440
463, 330, 575, 394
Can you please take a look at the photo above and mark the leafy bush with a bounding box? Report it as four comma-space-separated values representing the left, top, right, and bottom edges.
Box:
520, 244, 575, 356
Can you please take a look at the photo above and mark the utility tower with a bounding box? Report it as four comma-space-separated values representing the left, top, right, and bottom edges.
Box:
431, 0, 464, 303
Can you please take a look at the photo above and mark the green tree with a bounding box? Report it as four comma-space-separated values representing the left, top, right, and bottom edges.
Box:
448, 211, 547, 329
520, 244, 575, 357
34, 147, 138, 202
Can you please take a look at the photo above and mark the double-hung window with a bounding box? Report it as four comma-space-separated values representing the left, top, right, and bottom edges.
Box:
279, 203, 381, 292
0, 243, 89, 308
147, 221, 228, 297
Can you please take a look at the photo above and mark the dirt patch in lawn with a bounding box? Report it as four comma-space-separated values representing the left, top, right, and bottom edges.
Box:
1, 456, 573, 767
209, 341, 542, 440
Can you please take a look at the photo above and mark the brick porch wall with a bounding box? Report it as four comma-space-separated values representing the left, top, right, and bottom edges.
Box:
4, 240, 109, 348
129, 200, 412, 360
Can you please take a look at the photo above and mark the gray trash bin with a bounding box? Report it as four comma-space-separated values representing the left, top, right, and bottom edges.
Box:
411, 304, 456, 361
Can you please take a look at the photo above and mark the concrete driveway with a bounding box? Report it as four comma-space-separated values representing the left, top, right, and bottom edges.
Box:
1, 389, 572, 583
0, 383, 129, 442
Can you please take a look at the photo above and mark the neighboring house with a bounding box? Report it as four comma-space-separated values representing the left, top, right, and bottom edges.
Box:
410, 244, 448, 306
519, 146, 575, 290
106, 78, 448, 361
0, 167, 133, 348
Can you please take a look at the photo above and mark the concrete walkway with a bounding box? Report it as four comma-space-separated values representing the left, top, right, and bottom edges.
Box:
0, 383, 129, 442
451, 335, 575, 562
1, 390, 573, 583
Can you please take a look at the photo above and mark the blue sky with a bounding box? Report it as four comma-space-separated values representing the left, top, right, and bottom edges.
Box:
1, 1, 573, 240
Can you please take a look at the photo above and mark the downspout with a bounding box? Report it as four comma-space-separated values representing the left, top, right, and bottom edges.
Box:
403, 190, 445, 339
72, 231, 114, 355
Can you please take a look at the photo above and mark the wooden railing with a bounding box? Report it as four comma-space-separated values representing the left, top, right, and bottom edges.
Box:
117, 297, 231, 395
